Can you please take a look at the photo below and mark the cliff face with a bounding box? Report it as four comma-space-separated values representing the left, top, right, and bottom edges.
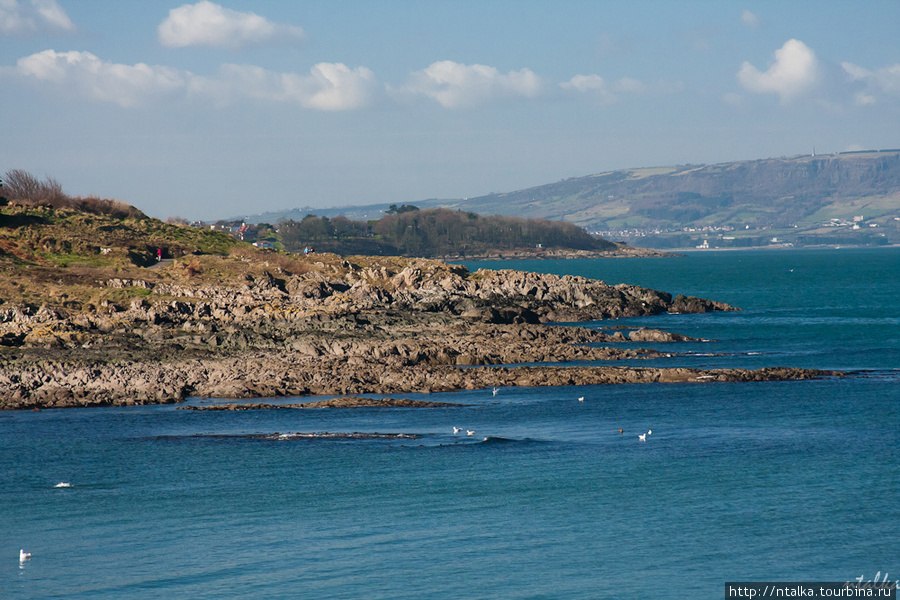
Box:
0, 251, 749, 409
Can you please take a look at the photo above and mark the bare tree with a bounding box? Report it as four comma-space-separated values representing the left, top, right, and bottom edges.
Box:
0, 169, 146, 218
2, 169, 66, 205
2, 169, 42, 200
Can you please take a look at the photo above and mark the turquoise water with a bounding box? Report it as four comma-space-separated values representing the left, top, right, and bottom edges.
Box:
3, 248, 899, 599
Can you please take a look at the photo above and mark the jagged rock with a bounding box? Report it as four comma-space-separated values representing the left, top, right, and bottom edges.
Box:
0, 257, 766, 410
178, 397, 463, 410
669, 294, 733, 313
628, 328, 703, 342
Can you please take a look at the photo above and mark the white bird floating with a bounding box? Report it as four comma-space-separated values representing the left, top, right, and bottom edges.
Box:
54, 482, 71, 488
638, 429, 652, 442
578, 396, 585, 402
453, 427, 462, 434
19, 549, 32, 562
492, 388, 499, 397
467, 430, 476, 436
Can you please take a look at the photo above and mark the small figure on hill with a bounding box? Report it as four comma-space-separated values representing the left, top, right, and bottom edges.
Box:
157, 248, 162, 261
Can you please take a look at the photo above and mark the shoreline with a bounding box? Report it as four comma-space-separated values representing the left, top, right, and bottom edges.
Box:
2, 353, 840, 411
433, 246, 676, 261
648, 243, 900, 253
0, 250, 832, 411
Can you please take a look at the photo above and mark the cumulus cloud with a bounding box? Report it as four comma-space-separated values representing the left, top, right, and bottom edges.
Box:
158, 1, 304, 50
737, 39, 820, 102
399, 61, 542, 108
190, 62, 377, 110
841, 61, 900, 105
0, 0, 74, 35
14, 49, 187, 107
7, 49, 375, 110
560, 73, 673, 104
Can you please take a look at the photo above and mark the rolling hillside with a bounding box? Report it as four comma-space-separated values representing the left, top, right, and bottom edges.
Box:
429, 150, 900, 248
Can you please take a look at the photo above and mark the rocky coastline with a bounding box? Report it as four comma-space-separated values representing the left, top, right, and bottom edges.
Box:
433, 243, 676, 261
178, 397, 466, 410
0, 253, 835, 410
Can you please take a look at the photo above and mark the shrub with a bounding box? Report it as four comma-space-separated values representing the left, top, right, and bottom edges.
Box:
2, 169, 147, 219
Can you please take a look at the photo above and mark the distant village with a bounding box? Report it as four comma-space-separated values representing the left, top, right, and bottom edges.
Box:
174, 219, 281, 249
595, 215, 887, 240
594, 213, 899, 249
210, 221, 277, 248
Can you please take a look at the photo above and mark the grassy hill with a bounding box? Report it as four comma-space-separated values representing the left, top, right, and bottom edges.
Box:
424, 151, 900, 248
237, 151, 900, 249
0, 204, 238, 267
0, 198, 254, 312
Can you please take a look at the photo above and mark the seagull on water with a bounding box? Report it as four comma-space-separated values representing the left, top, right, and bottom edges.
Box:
638, 429, 652, 442
578, 396, 585, 402
19, 549, 31, 562
467, 430, 476, 436
492, 387, 499, 396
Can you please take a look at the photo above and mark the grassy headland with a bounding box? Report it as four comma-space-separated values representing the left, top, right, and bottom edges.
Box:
0, 177, 835, 410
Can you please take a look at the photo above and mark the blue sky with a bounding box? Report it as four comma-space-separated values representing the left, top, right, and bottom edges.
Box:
2, 0, 899, 220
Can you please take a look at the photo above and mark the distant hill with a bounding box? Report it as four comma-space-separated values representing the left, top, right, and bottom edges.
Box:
238, 150, 900, 249
427, 151, 900, 248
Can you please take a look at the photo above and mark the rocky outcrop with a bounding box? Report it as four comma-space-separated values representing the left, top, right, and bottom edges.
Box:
178, 397, 464, 410
627, 328, 705, 342
668, 294, 733, 314
4, 254, 814, 411
0, 353, 838, 410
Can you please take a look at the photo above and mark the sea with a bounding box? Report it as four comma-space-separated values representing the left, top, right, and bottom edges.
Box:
2, 247, 898, 600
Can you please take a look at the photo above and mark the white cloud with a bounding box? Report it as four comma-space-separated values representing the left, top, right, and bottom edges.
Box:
14, 49, 187, 107
741, 10, 761, 28
737, 39, 820, 103
561, 74, 664, 104
0, 0, 74, 35
296, 63, 377, 111
841, 61, 900, 105
399, 61, 542, 108
560, 74, 616, 104
191, 62, 377, 110
158, 1, 304, 50
8, 48, 375, 110
560, 74, 605, 93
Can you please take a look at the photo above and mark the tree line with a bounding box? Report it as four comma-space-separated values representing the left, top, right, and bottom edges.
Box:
276, 207, 615, 257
